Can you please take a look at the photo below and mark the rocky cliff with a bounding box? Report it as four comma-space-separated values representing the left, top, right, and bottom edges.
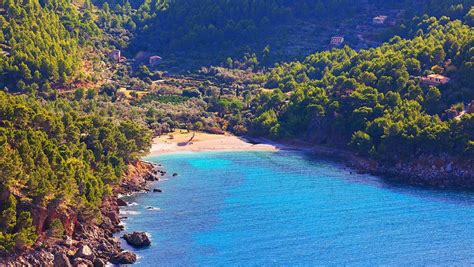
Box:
0, 160, 162, 266
312, 146, 474, 189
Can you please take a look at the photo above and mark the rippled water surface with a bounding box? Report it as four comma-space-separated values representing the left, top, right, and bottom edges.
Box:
119, 151, 474, 266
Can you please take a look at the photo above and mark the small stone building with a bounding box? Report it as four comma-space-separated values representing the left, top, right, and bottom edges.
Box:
330, 36, 344, 47
373, 15, 388, 25
421, 74, 450, 86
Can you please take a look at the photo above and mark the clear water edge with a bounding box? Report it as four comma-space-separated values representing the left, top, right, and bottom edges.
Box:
117, 151, 474, 266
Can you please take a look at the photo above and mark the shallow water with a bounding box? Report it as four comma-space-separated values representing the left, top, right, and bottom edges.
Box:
119, 151, 474, 266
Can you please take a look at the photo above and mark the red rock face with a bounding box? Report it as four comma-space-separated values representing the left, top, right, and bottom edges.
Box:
24, 201, 78, 238
45, 206, 78, 237
2, 160, 157, 265
26, 160, 155, 239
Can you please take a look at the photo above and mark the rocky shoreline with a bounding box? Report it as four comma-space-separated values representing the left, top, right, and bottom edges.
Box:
233, 136, 474, 189
0, 160, 163, 266
308, 145, 474, 190
3, 138, 471, 266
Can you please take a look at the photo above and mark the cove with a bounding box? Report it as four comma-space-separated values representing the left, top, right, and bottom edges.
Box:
119, 151, 474, 266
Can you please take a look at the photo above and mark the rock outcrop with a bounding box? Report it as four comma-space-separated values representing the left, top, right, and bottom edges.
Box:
117, 198, 128, 206
123, 232, 151, 248
54, 253, 72, 267
303, 143, 474, 189
0, 160, 159, 266
109, 251, 137, 264
75, 244, 94, 261
73, 257, 94, 267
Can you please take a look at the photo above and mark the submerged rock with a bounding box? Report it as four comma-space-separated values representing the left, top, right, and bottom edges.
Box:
153, 188, 162, 193
122, 232, 151, 248
109, 251, 137, 265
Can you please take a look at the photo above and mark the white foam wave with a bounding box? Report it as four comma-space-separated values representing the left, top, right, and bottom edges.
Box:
146, 206, 161, 211
119, 210, 141, 215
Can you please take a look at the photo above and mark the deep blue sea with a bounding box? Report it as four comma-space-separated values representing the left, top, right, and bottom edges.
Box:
118, 151, 474, 266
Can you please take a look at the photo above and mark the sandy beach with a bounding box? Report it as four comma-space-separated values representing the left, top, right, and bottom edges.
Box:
148, 130, 285, 156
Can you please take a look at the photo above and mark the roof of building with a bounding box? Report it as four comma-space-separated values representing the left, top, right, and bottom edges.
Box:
427, 74, 449, 79
330, 36, 344, 44
373, 15, 388, 24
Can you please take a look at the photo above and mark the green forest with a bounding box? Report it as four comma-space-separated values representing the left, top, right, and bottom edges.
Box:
0, 0, 101, 93
0, 91, 150, 251
0, 0, 473, 257
248, 15, 474, 160
0, 0, 152, 252
105, 0, 474, 65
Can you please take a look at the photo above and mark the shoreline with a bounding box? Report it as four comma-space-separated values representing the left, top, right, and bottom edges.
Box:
7, 132, 470, 265
115, 134, 473, 264
307, 145, 474, 190
114, 137, 472, 264
148, 130, 474, 190
0, 160, 162, 266
146, 130, 307, 156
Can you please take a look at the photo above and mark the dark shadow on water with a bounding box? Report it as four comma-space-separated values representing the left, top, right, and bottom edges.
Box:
277, 150, 474, 207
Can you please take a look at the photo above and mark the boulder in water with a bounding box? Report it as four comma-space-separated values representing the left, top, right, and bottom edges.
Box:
122, 232, 151, 248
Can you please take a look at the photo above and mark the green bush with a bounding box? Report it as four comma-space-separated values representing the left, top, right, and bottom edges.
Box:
48, 219, 64, 238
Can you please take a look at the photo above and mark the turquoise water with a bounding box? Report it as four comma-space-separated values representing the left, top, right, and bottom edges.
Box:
119, 151, 474, 266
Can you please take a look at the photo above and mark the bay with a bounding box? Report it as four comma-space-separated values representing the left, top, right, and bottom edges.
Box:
118, 151, 474, 266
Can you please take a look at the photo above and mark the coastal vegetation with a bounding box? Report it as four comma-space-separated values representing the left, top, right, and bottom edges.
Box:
0, 0, 472, 263
0, 0, 99, 93
247, 15, 474, 162
110, 0, 474, 66
0, 91, 151, 251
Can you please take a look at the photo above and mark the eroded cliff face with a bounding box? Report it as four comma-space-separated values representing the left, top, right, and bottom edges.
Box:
306, 144, 474, 189
372, 156, 474, 189
344, 152, 474, 189
117, 160, 161, 194
0, 160, 162, 266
